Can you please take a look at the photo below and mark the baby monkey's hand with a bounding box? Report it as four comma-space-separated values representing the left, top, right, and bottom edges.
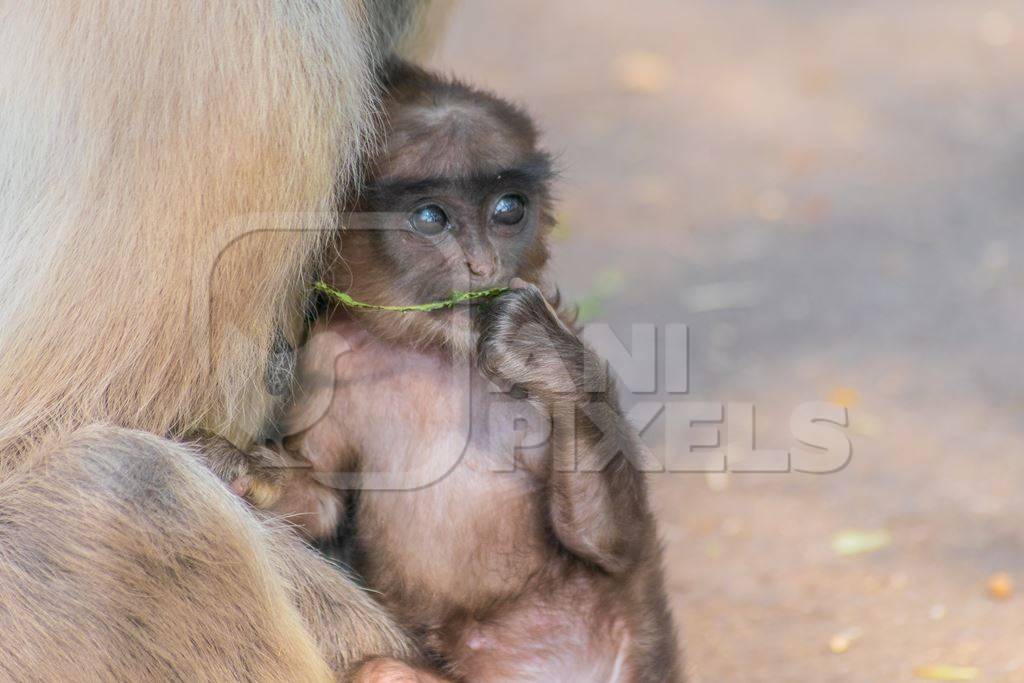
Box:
477, 280, 651, 575
188, 432, 304, 509
476, 278, 588, 403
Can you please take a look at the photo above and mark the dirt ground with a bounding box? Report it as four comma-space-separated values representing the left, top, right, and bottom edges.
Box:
429, 2, 1024, 681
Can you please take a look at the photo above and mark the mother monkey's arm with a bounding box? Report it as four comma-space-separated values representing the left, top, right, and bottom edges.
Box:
0, 1, 450, 679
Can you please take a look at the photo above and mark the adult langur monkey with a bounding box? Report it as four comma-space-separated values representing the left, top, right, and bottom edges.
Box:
0, 2, 452, 680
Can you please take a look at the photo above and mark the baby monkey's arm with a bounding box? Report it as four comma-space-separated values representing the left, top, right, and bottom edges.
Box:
193, 323, 367, 539
477, 280, 654, 575
188, 428, 360, 541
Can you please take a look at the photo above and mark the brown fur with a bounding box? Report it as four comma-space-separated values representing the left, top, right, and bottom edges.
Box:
266, 66, 681, 681
323, 62, 559, 357
0, 2, 452, 680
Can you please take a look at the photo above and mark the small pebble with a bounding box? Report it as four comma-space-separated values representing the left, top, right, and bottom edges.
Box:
913, 664, 978, 681
611, 52, 673, 94
828, 627, 862, 654
828, 386, 860, 408
987, 571, 1013, 600
831, 529, 891, 556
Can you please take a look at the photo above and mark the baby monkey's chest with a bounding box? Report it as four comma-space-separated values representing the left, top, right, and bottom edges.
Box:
346, 348, 557, 606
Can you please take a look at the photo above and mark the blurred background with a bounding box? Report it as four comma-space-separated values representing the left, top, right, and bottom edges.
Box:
429, 2, 1024, 681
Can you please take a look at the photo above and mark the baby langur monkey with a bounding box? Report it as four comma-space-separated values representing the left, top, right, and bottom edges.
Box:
217, 62, 681, 681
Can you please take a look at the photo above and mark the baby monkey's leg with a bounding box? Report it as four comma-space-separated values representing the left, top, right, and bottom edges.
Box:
477, 282, 654, 575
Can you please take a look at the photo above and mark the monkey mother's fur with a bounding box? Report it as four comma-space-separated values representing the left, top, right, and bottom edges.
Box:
0, 1, 450, 680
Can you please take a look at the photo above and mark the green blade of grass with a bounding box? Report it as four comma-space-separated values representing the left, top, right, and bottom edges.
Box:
315, 281, 509, 313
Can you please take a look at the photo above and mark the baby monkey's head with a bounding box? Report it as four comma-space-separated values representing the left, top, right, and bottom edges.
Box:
328, 62, 556, 352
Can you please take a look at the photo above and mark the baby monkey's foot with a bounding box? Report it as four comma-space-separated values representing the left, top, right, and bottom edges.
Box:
188, 432, 303, 509
477, 279, 586, 402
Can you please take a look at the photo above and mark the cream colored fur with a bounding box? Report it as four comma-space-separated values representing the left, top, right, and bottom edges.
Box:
0, 1, 449, 678
0, 1, 375, 456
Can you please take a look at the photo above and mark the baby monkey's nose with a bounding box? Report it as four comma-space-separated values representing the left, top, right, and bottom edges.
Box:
467, 258, 494, 277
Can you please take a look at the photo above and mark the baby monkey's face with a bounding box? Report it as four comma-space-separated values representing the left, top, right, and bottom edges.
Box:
406, 188, 529, 283
336, 164, 553, 353
328, 66, 555, 353
366, 164, 549, 292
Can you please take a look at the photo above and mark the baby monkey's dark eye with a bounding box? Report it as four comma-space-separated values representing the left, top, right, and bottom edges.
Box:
410, 205, 449, 235
492, 194, 526, 225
